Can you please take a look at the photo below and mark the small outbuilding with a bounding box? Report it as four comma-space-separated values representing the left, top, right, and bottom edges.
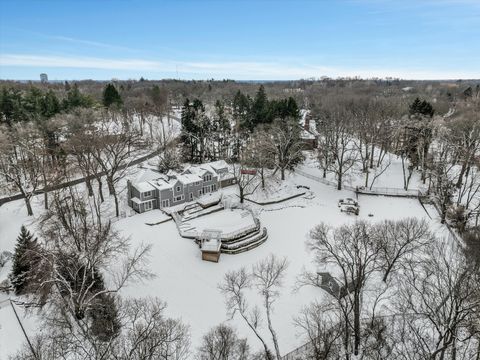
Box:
199, 229, 222, 262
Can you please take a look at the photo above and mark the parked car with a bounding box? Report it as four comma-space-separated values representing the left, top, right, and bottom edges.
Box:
338, 198, 359, 215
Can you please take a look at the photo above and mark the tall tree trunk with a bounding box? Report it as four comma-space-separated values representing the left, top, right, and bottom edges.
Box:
24, 196, 33, 216
113, 191, 119, 217
97, 178, 104, 203
42, 172, 48, 210
369, 142, 375, 169
86, 177, 94, 197
456, 162, 467, 189
265, 296, 281, 360
107, 177, 115, 196
354, 289, 361, 356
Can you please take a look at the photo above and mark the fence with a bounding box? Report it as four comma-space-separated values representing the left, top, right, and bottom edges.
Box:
295, 169, 338, 188
356, 186, 424, 198
295, 168, 424, 198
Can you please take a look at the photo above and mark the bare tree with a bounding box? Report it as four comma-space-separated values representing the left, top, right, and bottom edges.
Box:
219, 255, 288, 360
318, 105, 357, 190
0, 123, 44, 215
117, 297, 191, 360
251, 255, 288, 360
34, 187, 152, 325
91, 110, 143, 217
13, 297, 190, 360
197, 323, 249, 360
219, 267, 273, 360
231, 161, 260, 204
393, 241, 480, 359
293, 302, 343, 360
374, 218, 433, 282
256, 118, 304, 181
302, 222, 382, 357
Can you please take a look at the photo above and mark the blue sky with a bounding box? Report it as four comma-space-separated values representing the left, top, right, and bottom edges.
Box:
1, 0, 479, 80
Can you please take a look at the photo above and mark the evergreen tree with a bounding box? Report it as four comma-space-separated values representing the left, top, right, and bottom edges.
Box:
102, 83, 123, 108
251, 85, 270, 126
233, 90, 252, 131
89, 294, 121, 341
409, 97, 434, 117
9, 226, 39, 295
41, 90, 61, 119
63, 83, 92, 110
0, 87, 26, 126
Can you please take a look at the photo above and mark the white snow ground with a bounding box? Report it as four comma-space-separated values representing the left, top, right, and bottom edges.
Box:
0, 158, 451, 358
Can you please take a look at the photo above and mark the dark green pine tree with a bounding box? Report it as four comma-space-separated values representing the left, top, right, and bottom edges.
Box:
233, 90, 252, 131
102, 83, 123, 108
9, 226, 38, 295
89, 294, 121, 341
251, 85, 270, 127
409, 97, 422, 116
409, 97, 434, 117
63, 83, 93, 110
41, 90, 61, 119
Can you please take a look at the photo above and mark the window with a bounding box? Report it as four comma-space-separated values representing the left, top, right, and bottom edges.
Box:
195, 181, 201, 186
143, 191, 151, 198
176, 185, 181, 192
204, 174, 212, 182
174, 195, 184, 202
212, 184, 217, 191
144, 201, 152, 211
198, 189, 203, 196
189, 193, 193, 200
162, 199, 170, 208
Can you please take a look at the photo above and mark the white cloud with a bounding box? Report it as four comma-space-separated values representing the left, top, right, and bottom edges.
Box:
0, 54, 478, 80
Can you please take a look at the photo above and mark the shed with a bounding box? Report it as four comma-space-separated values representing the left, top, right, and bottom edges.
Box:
199, 229, 222, 262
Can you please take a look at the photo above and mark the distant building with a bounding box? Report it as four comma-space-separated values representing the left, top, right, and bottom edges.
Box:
40, 73, 48, 83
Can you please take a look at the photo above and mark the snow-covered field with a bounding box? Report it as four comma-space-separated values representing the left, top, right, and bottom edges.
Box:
113, 170, 448, 355
0, 157, 451, 358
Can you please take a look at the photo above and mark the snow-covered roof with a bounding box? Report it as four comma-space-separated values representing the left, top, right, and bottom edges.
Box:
301, 129, 316, 140
130, 197, 142, 204
208, 160, 228, 171
150, 178, 174, 191
135, 182, 156, 193
200, 237, 221, 252
176, 173, 202, 184
134, 168, 163, 183
131, 161, 231, 191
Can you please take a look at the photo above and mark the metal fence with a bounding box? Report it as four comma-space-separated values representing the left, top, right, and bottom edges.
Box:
356, 186, 424, 198
295, 168, 424, 198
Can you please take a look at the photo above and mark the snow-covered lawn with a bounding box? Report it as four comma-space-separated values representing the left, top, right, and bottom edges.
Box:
0, 163, 451, 358
113, 171, 448, 355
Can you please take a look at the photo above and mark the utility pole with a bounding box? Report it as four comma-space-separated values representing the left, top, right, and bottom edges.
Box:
10, 300, 38, 359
